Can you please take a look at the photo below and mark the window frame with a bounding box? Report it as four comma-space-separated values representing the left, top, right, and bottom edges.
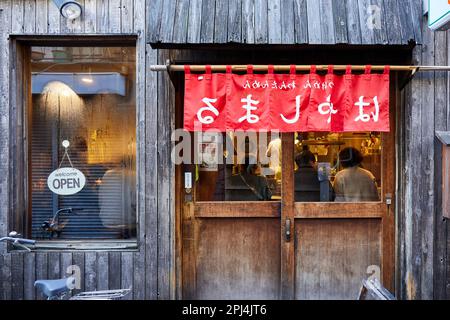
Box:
9, 35, 140, 251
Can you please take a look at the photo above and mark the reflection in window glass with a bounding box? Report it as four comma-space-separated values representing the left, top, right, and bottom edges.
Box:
294, 132, 381, 202
30, 46, 136, 239
195, 132, 281, 201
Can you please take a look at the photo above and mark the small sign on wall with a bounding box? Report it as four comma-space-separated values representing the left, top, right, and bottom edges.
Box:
428, 0, 450, 30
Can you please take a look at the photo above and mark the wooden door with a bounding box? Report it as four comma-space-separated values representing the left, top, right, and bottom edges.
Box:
176, 84, 395, 301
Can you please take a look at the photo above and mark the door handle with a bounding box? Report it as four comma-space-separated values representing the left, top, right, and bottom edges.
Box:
285, 218, 291, 242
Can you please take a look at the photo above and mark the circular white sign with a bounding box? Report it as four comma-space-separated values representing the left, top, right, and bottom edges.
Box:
47, 167, 86, 195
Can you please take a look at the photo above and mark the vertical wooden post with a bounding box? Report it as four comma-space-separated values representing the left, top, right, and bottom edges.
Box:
281, 132, 295, 299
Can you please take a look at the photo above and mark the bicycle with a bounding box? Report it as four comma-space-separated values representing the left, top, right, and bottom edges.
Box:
0, 231, 132, 300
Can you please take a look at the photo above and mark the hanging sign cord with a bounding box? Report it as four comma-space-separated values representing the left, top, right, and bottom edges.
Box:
58, 144, 74, 168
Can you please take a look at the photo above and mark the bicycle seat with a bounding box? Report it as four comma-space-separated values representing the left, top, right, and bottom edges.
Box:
34, 277, 74, 298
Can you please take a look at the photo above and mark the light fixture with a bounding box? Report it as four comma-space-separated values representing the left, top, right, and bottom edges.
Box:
52, 0, 82, 20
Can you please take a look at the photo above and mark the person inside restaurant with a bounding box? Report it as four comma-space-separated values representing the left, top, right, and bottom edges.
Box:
333, 147, 380, 202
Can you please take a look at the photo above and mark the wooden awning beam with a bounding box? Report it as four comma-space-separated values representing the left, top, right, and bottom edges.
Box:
150, 64, 450, 72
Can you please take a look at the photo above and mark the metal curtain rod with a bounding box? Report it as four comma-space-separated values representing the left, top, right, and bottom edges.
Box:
150, 64, 450, 72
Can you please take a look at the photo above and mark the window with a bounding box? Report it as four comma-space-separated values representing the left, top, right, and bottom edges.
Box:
194, 132, 282, 201
30, 45, 137, 240
293, 132, 382, 202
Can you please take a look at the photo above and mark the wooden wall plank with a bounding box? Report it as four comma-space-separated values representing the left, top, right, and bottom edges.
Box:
408, 0, 423, 44
293, 0, 307, 44
357, 0, 374, 45
35, 253, 47, 299
47, 0, 60, 33
319, 0, 335, 44
121, 0, 133, 33
0, 0, 11, 244
306, 0, 321, 44
173, 0, 190, 43
144, 28, 158, 300
254, 0, 267, 44
96, 0, 109, 33
135, 0, 147, 300
11, 252, 24, 300
332, 0, 347, 44
72, 252, 85, 295
418, 19, 435, 300
267, 0, 281, 44
48, 252, 60, 279
96, 252, 109, 290
23, 0, 36, 33
147, 0, 162, 42
159, 0, 176, 43
187, 0, 202, 43
84, 252, 97, 291
433, 30, 448, 300
383, 0, 402, 45
281, 0, 294, 44
1, 254, 12, 300
23, 252, 35, 300
84, 0, 97, 33
109, 252, 121, 289
121, 252, 133, 299
11, 0, 24, 33
345, 0, 361, 44
157, 49, 175, 299
228, 0, 242, 43
133, 251, 145, 299
371, 0, 387, 45
35, 0, 47, 33
214, 0, 228, 43
396, 0, 415, 44
242, 0, 255, 44
108, 0, 121, 33
200, 0, 215, 43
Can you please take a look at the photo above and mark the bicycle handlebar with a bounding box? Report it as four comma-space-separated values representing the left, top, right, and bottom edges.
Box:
0, 237, 36, 245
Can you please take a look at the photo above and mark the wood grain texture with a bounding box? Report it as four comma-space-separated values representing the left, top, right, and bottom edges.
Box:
173, 0, 189, 43
345, 0, 361, 44
187, 0, 202, 43
332, 0, 347, 44
254, 0, 267, 44
267, 0, 281, 43
281, 133, 295, 299
228, 0, 242, 43
293, 0, 307, 44
194, 202, 280, 217
306, 0, 321, 44
295, 219, 381, 300
214, 0, 228, 43
319, 0, 335, 44
242, 0, 255, 44
281, 0, 294, 44
200, 0, 215, 43
194, 218, 280, 299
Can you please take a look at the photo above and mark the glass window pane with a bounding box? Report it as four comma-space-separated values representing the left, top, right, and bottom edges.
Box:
30, 46, 137, 240
195, 132, 281, 201
294, 132, 382, 202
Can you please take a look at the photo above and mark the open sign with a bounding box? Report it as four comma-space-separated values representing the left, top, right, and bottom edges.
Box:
47, 167, 86, 195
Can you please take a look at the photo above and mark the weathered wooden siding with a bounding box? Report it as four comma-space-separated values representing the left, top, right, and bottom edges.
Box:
148, 0, 422, 46
0, 0, 175, 300
399, 15, 450, 299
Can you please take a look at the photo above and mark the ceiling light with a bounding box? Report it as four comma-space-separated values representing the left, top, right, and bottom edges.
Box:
52, 0, 82, 20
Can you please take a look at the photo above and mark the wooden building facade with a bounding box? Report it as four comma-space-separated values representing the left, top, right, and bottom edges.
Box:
0, 0, 449, 300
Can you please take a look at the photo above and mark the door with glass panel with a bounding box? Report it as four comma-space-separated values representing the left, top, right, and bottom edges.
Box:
177, 85, 395, 300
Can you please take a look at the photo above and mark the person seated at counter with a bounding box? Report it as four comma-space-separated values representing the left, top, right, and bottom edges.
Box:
226, 155, 272, 201
294, 146, 334, 202
333, 147, 380, 202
